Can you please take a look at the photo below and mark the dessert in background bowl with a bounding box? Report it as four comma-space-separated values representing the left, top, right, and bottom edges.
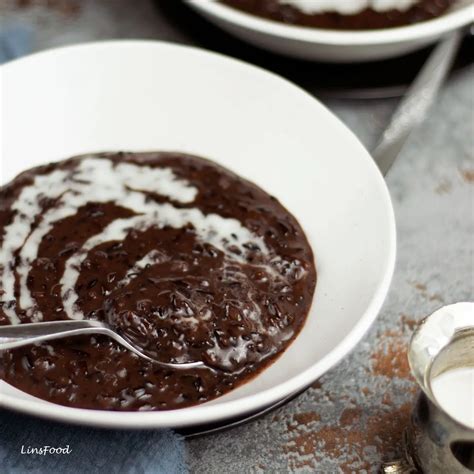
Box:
186, 0, 473, 61
220, 0, 456, 30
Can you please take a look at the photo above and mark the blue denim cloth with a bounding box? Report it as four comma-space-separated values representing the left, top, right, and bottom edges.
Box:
0, 23, 33, 64
0, 24, 188, 474
0, 409, 187, 474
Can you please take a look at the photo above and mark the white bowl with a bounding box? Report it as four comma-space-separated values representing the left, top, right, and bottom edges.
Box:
0, 41, 395, 428
186, 0, 474, 62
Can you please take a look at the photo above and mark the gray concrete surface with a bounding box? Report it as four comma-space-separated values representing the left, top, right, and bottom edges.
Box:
1, 0, 473, 472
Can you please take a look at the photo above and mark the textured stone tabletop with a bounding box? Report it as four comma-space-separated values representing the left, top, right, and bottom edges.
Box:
1, 1, 473, 472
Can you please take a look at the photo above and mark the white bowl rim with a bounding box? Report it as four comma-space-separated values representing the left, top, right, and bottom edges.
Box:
0, 40, 396, 429
187, 0, 474, 45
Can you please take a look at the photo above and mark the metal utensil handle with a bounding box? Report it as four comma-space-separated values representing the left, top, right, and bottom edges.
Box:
373, 31, 462, 176
0, 320, 106, 350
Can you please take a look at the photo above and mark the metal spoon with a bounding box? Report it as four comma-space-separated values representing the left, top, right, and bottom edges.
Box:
373, 30, 463, 176
0, 319, 206, 370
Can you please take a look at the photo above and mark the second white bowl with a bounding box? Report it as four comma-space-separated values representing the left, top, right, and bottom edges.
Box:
186, 0, 474, 62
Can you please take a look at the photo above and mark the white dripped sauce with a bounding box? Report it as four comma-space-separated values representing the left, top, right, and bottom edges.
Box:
278, 0, 419, 15
0, 157, 198, 323
0, 156, 276, 324
116, 249, 170, 290
0, 169, 69, 323
60, 204, 270, 320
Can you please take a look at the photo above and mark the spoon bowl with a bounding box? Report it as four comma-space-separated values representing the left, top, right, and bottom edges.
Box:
0, 320, 206, 370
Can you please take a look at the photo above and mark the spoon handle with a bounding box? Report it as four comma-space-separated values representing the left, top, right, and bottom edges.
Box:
0, 320, 106, 350
373, 31, 462, 176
